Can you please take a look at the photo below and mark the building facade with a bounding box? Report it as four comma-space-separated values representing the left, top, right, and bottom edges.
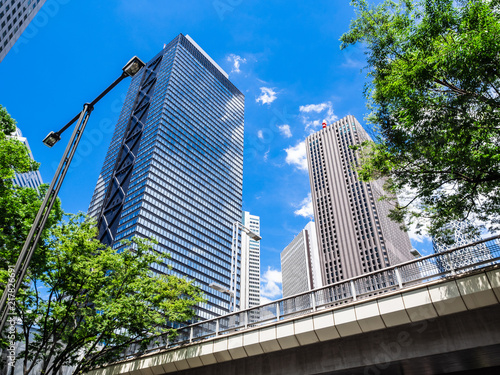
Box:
88, 34, 244, 320
433, 220, 492, 272
11, 126, 43, 189
280, 221, 322, 298
240, 211, 260, 310
0, 0, 47, 63
306, 115, 413, 285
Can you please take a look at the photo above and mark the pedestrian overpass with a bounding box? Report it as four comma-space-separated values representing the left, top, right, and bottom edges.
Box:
88, 236, 500, 375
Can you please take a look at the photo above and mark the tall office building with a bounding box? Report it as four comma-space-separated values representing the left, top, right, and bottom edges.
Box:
433, 220, 491, 272
306, 115, 413, 285
0, 0, 47, 63
281, 221, 323, 298
240, 211, 260, 310
11, 126, 43, 189
88, 34, 244, 320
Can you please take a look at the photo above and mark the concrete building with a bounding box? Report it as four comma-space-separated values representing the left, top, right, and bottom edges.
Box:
281, 221, 323, 298
0, 0, 47, 63
11, 126, 43, 189
306, 115, 413, 285
88, 34, 244, 320
240, 211, 260, 310
433, 220, 492, 272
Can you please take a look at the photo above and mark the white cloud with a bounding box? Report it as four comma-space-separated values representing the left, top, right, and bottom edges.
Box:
294, 193, 314, 219
256, 87, 277, 105
278, 124, 292, 138
263, 149, 270, 161
260, 266, 282, 303
299, 101, 338, 131
257, 130, 264, 139
407, 226, 431, 243
226, 54, 247, 73
299, 103, 329, 113
341, 56, 365, 69
260, 296, 274, 305
393, 187, 432, 243
284, 140, 308, 171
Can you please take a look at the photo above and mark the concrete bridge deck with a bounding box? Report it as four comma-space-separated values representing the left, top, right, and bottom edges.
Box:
88, 265, 500, 375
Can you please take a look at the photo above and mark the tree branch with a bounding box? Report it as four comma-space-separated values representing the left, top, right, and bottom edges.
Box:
434, 78, 500, 108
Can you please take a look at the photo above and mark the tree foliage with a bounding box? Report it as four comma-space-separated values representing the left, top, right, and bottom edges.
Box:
340, 0, 500, 239
0, 105, 62, 282
12, 215, 204, 374
0, 106, 205, 374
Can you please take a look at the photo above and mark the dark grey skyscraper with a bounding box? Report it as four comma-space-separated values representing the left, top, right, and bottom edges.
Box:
88, 34, 244, 319
0, 0, 47, 62
306, 115, 413, 285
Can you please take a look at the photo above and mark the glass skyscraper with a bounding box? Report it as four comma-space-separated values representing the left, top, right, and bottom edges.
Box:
11, 126, 43, 189
433, 220, 492, 273
88, 34, 244, 320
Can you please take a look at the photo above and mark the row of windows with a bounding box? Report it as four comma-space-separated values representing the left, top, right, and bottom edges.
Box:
172, 47, 244, 140
154, 126, 242, 209
134, 225, 233, 289
165, 76, 244, 176
142, 177, 234, 239
135, 189, 232, 253
0, 0, 35, 52
139, 194, 232, 259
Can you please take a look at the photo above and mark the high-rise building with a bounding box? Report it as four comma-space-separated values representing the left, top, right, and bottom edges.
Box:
11, 126, 43, 189
240, 211, 260, 310
306, 115, 413, 285
281, 221, 323, 298
433, 220, 492, 272
0, 0, 47, 63
88, 34, 244, 320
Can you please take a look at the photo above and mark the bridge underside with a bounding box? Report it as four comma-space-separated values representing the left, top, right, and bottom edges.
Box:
172, 304, 500, 375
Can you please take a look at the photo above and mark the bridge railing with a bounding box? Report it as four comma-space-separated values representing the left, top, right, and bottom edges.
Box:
122, 235, 500, 359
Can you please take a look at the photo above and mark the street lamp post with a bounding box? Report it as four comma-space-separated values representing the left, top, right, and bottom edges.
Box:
229, 221, 261, 313
0, 56, 146, 334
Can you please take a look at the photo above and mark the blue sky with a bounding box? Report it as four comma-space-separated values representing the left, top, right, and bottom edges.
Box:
0, 0, 433, 303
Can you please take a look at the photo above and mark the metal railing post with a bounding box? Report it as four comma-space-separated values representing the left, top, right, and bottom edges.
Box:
350, 281, 357, 301
446, 252, 456, 275
189, 327, 193, 343
276, 302, 281, 321
311, 291, 317, 312
215, 319, 220, 337
394, 267, 403, 289
244, 311, 248, 329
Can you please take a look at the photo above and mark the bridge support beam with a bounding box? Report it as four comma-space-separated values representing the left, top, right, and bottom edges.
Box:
171, 303, 500, 375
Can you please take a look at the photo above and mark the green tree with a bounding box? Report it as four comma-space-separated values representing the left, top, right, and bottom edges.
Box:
14, 215, 204, 375
0, 105, 63, 294
1, 105, 63, 373
0, 105, 60, 259
0, 106, 204, 374
340, 0, 500, 240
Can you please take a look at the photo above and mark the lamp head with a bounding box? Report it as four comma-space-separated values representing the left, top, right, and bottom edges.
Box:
249, 233, 262, 241
242, 227, 262, 241
42, 131, 61, 148
209, 283, 233, 295
122, 56, 146, 77
250, 233, 262, 241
